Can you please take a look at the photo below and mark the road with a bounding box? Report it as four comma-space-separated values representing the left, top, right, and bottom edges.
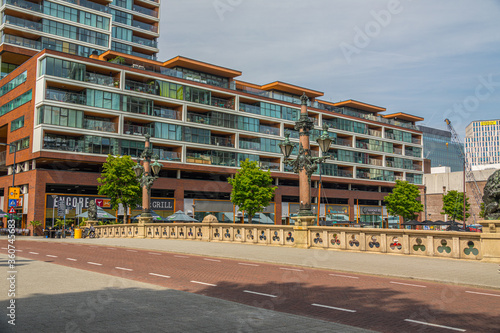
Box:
2, 240, 500, 332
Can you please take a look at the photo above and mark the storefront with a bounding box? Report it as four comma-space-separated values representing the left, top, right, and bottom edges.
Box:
193, 199, 275, 224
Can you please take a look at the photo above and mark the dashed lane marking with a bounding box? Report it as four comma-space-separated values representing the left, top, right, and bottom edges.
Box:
29, 252, 39, 255
174, 255, 188, 258
404, 319, 466, 332
243, 290, 277, 298
126, 250, 138, 252
148, 252, 162, 255
329, 273, 359, 279
107, 248, 116, 250
191, 281, 217, 287
204, 258, 221, 262
312, 303, 356, 313
115, 267, 133, 271
66, 258, 77, 261
238, 263, 259, 267
16, 249, 22, 252
46, 255, 58, 258
149, 273, 170, 279
87, 262, 102, 266
465, 290, 500, 297
279, 267, 303, 272
390, 281, 426, 288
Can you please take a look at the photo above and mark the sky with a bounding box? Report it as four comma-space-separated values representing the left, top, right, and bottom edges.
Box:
158, 0, 500, 138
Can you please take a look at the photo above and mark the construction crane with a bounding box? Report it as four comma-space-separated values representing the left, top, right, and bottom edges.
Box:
444, 119, 483, 224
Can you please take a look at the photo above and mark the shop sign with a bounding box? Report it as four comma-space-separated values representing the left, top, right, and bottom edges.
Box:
46, 194, 175, 211
480, 120, 497, 126
326, 205, 349, 215
361, 206, 382, 215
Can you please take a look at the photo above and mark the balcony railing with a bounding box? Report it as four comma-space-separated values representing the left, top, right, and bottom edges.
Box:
412, 164, 423, 171
259, 161, 280, 171
4, 15, 42, 32
405, 149, 421, 158
124, 124, 154, 136
412, 137, 421, 144
369, 129, 382, 137
356, 171, 371, 179
2, 34, 41, 50
5, 0, 42, 12
43, 136, 84, 152
132, 20, 158, 33
132, 35, 158, 48
83, 119, 115, 132
395, 176, 405, 181
260, 125, 279, 136
85, 72, 114, 87
46, 89, 86, 105
153, 108, 181, 120
356, 141, 369, 150
393, 148, 403, 155
386, 161, 394, 168
369, 159, 383, 166
125, 80, 157, 94
239, 103, 261, 114
62, 0, 109, 12
239, 141, 260, 151
210, 136, 234, 148
335, 138, 352, 147
211, 96, 234, 110
132, 4, 159, 18
335, 169, 353, 178
156, 150, 180, 161
385, 132, 395, 140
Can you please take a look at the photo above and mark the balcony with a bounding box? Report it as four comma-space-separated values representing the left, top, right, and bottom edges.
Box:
239, 103, 260, 114
412, 164, 423, 171
393, 148, 403, 155
61, 0, 109, 12
369, 129, 382, 137
356, 171, 371, 179
132, 4, 159, 18
43, 136, 84, 152
4, 15, 42, 32
239, 140, 260, 151
356, 141, 369, 150
125, 80, 157, 94
5, 0, 42, 12
155, 149, 180, 162
259, 161, 280, 171
210, 136, 234, 148
153, 107, 181, 120
385, 132, 395, 140
132, 20, 158, 33
46, 89, 86, 105
210, 96, 234, 110
405, 149, 421, 158
83, 119, 115, 132
335, 138, 352, 147
335, 169, 353, 178
85, 72, 115, 87
395, 175, 404, 181
369, 159, 383, 166
124, 124, 154, 136
260, 125, 279, 136
412, 137, 421, 144
132, 35, 158, 48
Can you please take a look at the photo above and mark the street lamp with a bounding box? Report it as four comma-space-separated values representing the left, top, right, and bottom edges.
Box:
279, 93, 332, 224
133, 134, 162, 218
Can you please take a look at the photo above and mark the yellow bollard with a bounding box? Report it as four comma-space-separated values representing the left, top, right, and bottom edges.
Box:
74, 228, 82, 239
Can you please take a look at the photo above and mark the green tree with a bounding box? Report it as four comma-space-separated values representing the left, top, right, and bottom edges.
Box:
384, 180, 423, 222
228, 159, 276, 224
479, 202, 485, 218
441, 190, 470, 222
97, 155, 141, 224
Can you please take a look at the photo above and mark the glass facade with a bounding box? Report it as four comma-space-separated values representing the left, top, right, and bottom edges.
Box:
0, 90, 32, 116
419, 125, 463, 172
0, 70, 27, 97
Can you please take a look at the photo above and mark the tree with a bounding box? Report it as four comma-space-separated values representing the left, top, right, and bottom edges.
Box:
228, 159, 276, 224
97, 155, 141, 224
384, 180, 423, 222
441, 190, 470, 222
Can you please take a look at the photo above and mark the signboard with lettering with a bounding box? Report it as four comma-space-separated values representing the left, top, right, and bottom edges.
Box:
480, 120, 497, 126
360, 206, 383, 215
46, 195, 175, 211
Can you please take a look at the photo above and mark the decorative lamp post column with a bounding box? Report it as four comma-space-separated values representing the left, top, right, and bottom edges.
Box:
279, 93, 333, 227
133, 134, 162, 219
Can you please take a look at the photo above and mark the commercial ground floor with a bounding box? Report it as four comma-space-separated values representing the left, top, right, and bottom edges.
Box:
0, 167, 406, 232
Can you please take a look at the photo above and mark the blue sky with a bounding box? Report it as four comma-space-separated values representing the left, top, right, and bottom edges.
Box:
159, 0, 500, 137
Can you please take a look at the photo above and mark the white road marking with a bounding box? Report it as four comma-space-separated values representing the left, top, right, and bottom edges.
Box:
29, 252, 39, 255
404, 319, 466, 331
107, 247, 116, 250
329, 273, 359, 279
174, 255, 188, 258
238, 263, 259, 267
390, 281, 426, 288
204, 258, 221, 262
115, 267, 133, 271
46, 255, 58, 258
1, 247, 8, 250
66, 258, 77, 261
16, 249, 22, 252
126, 250, 138, 252
148, 252, 162, 255
243, 290, 277, 298
87, 262, 102, 266
465, 290, 500, 297
312, 303, 356, 313
191, 281, 217, 287
279, 267, 303, 272
149, 273, 170, 279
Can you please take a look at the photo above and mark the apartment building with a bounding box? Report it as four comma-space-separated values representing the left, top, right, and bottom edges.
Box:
418, 125, 463, 172
465, 120, 500, 169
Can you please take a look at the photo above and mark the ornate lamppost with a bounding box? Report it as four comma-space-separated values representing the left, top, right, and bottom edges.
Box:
279, 93, 333, 227
133, 134, 162, 219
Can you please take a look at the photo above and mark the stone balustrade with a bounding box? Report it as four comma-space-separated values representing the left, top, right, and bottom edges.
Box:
91, 222, 499, 262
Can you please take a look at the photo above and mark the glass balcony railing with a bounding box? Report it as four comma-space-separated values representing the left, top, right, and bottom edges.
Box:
210, 96, 234, 110
393, 148, 403, 155
369, 129, 382, 137
2, 34, 41, 50
156, 150, 180, 161
85, 72, 114, 87
335, 169, 353, 178
153, 107, 181, 120
62, 0, 109, 12
210, 136, 234, 148
83, 119, 115, 132
132, 36, 158, 48
130, 51, 157, 60
356, 171, 371, 179
43, 136, 84, 152
5, 0, 42, 12
260, 125, 279, 136
239, 141, 260, 151
132, 4, 158, 18
356, 141, 369, 150
335, 138, 352, 147
369, 159, 383, 166
125, 80, 157, 94
124, 124, 154, 136
132, 20, 158, 33
4, 15, 42, 32
239, 103, 261, 114
46, 89, 86, 104
259, 161, 280, 171
395, 175, 405, 181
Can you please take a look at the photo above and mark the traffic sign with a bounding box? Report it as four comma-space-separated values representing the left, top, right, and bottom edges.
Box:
8, 199, 17, 207
8, 187, 20, 200
57, 202, 66, 217
9, 207, 16, 214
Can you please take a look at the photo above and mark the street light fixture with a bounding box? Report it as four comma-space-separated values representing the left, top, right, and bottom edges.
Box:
134, 134, 161, 218
279, 93, 332, 222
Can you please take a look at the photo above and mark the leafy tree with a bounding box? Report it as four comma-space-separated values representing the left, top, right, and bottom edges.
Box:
384, 180, 423, 222
479, 202, 485, 218
97, 155, 141, 224
228, 159, 276, 224
441, 190, 470, 222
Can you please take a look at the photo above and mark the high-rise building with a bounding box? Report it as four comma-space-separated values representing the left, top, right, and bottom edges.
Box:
0, 0, 159, 78
418, 125, 463, 172
465, 120, 500, 169
0, 1, 425, 231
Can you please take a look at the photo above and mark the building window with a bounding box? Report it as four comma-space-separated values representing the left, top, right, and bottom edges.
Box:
10, 137, 30, 153
11, 116, 24, 131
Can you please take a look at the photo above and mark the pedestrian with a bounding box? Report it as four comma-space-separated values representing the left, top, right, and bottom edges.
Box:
70, 223, 75, 238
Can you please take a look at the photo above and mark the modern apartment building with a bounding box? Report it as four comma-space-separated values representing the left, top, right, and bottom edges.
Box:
465, 120, 500, 169
0, 1, 425, 231
418, 125, 463, 172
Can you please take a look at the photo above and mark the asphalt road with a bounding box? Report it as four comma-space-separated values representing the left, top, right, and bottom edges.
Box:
2, 240, 499, 332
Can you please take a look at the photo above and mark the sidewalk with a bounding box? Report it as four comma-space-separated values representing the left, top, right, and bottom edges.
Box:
19, 236, 500, 289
